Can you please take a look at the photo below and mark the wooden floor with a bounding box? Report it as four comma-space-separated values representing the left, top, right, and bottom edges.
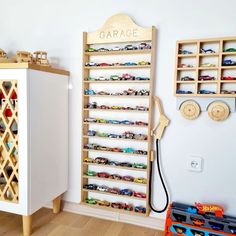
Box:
0, 208, 163, 235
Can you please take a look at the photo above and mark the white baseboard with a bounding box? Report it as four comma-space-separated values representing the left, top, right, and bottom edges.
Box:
46, 201, 165, 231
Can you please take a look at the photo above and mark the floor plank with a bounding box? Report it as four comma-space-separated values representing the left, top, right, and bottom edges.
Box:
0, 208, 163, 236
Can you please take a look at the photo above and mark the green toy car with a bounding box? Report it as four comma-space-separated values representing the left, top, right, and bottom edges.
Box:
224, 48, 236, 52
86, 170, 96, 176
110, 75, 120, 80
86, 198, 97, 205
133, 163, 147, 169
86, 48, 97, 52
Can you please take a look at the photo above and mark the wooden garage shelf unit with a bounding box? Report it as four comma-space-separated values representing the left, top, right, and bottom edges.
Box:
81, 14, 157, 216
174, 37, 236, 97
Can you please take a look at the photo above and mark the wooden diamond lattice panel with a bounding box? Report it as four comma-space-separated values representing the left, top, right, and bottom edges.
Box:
0, 80, 18, 203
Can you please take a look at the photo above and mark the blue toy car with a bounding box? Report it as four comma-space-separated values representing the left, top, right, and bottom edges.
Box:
122, 147, 135, 153
176, 90, 193, 94
107, 120, 120, 124
87, 130, 96, 136
222, 59, 236, 66
123, 62, 137, 66
198, 90, 216, 94
134, 206, 146, 214
200, 48, 215, 54
84, 89, 96, 95
120, 120, 134, 125
119, 189, 133, 196
108, 133, 121, 138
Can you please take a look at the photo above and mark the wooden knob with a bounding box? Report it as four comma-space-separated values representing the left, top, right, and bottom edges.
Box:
208, 101, 230, 121
180, 100, 200, 120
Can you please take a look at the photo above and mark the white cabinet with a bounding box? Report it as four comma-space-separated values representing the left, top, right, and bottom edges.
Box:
0, 63, 69, 235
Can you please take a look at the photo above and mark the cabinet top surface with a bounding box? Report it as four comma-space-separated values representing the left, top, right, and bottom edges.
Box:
0, 63, 70, 76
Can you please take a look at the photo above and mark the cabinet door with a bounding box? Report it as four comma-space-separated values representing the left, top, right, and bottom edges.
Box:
0, 80, 19, 203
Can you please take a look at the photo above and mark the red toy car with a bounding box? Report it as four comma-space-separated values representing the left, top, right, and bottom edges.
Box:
222, 76, 236, 80
99, 63, 111, 66
122, 73, 135, 80
111, 202, 124, 209
122, 175, 134, 182
108, 187, 120, 194
192, 218, 205, 226
134, 192, 146, 199
124, 203, 133, 211
97, 172, 110, 178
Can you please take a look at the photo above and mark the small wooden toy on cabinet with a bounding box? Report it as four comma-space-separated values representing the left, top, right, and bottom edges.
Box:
174, 37, 236, 121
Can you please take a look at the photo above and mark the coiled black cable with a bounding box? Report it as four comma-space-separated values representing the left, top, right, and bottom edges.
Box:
149, 139, 169, 213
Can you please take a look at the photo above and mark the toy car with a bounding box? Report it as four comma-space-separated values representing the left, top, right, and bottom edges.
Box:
96, 76, 108, 81
109, 174, 122, 180
96, 132, 109, 137
224, 48, 236, 52
121, 131, 135, 139
200, 63, 216, 67
221, 90, 236, 94
222, 59, 236, 66
97, 91, 110, 95
122, 73, 135, 80
97, 200, 110, 207
119, 162, 132, 167
84, 117, 96, 123
120, 120, 134, 125
200, 48, 215, 54
16, 51, 32, 63
179, 64, 194, 68
124, 203, 133, 211
122, 175, 134, 182
111, 46, 122, 51
97, 48, 109, 52
135, 77, 150, 81
108, 133, 121, 138
99, 62, 111, 66
33, 51, 50, 66
86, 170, 96, 176
192, 218, 205, 226
122, 147, 135, 153
86, 198, 97, 205
198, 90, 216, 94
85, 62, 97, 67
108, 188, 120, 194
85, 102, 97, 109
124, 45, 138, 50
110, 75, 120, 80
135, 121, 148, 126
134, 134, 148, 140
87, 130, 96, 136
173, 226, 186, 234
179, 49, 192, 54
136, 106, 149, 111
209, 222, 223, 231
84, 143, 98, 150
176, 90, 193, 94
134, 192, 146, 198
83, 184, 98, 190
111, 202, 124, 209
133, 163, 147, 169
108, 119, 120, 124
112, 148, 122, 152
139, 42, 151, 50
135, 150, 147, 155
97, 172, 110, 178
123, 62, 137, 66
97, 185, 109, 192
83, 157, 94, 163
95, 157, 108, 164
85, 48, 97, 52
134, 178, 147, 184
84, 89, 96, 95
138, 61, 150, 65
119, 189, 133, 196
198, 75, 215, 81
108, 161, 119, 166
222, 76, 236, 80
134, 206, 146, 214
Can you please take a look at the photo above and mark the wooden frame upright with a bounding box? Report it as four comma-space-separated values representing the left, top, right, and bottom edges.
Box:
81, 14, 157, 216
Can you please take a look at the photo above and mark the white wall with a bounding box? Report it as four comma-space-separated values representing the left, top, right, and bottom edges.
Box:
1, 0, 236, 220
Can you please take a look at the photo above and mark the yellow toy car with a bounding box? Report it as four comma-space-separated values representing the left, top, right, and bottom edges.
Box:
138, 61, 150, 65
134, 177, 147, 184
83, 157, 94, 163
97, 200, 110, 207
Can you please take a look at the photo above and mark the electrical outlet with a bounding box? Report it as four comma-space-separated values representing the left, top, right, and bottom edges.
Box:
187, 156, 203, 172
